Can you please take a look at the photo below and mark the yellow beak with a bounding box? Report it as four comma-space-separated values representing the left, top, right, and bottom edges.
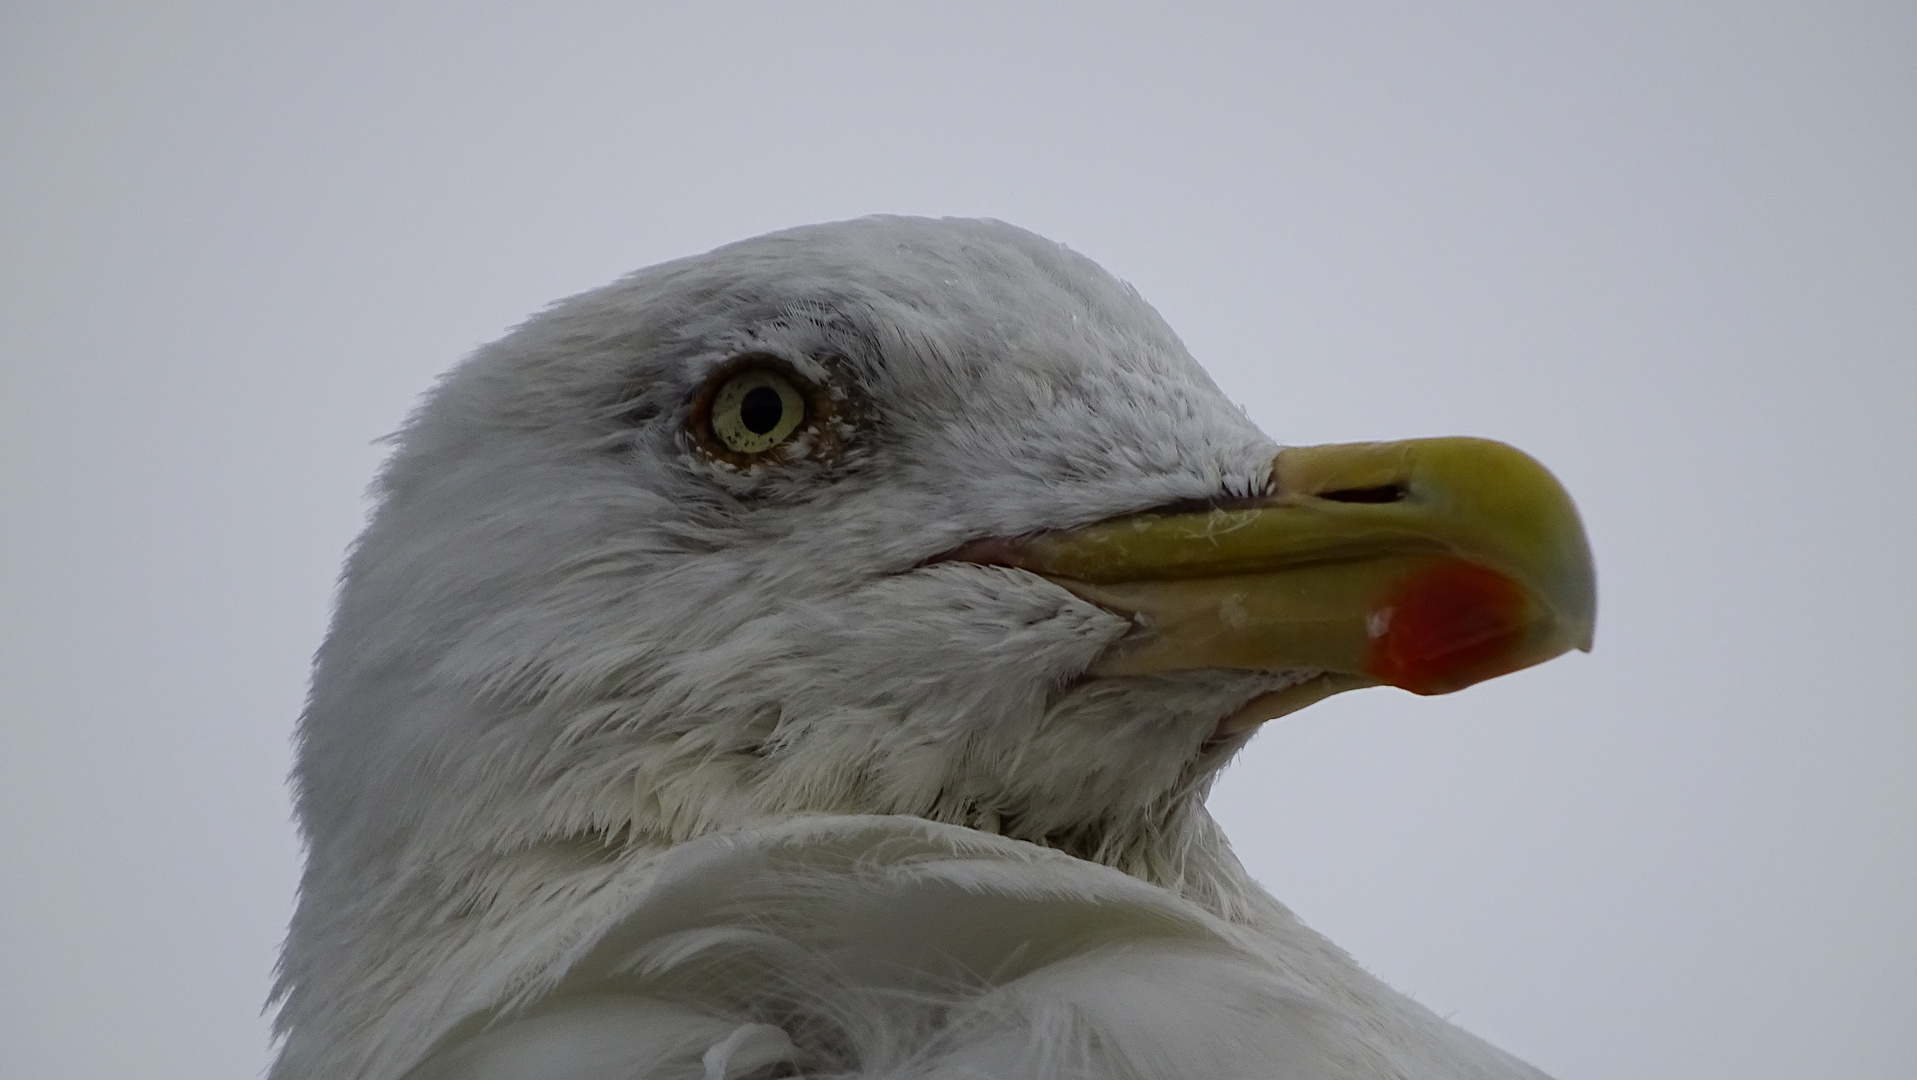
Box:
955, 438, 1596, 729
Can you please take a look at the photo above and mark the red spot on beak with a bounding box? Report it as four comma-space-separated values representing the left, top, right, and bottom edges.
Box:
1366, 561, 1532, 695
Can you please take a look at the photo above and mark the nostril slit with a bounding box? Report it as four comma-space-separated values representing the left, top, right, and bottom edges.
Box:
1319, 484, 1408, 504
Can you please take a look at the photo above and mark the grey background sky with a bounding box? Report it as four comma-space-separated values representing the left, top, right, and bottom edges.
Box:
2, 4, 1912, 1079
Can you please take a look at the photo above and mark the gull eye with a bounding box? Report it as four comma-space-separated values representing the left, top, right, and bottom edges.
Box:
709, 367, 807, 455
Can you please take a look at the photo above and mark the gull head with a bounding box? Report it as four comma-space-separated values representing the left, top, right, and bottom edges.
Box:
283, 218, 1594, 1055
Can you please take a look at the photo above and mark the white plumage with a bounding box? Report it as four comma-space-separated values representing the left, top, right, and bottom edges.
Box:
274, 217, 1574, 1079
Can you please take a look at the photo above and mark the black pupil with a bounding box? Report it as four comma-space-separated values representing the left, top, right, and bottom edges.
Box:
739, 385, 785, 435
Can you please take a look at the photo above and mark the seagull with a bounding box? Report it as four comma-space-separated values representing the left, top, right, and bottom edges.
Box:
272, 216, 1595, 1080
